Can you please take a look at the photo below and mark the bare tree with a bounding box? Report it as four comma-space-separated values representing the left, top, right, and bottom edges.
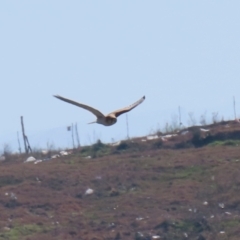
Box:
170, 114, 179, 132
200, 111, 207, 126
212, 112, 219, 124
188, 112, 196, 126
3, 143, 11, 160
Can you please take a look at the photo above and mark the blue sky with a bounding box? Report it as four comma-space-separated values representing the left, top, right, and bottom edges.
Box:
1, 1, 240, 152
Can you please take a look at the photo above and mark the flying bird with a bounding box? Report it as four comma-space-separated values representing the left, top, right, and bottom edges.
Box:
54, 95, 145, 126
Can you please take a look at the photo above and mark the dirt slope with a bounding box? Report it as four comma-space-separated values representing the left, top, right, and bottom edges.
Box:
0, 121, 240, 239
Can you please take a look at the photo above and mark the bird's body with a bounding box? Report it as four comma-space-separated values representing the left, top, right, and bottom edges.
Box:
94, 116, 117, 126
54, 95, 145, 126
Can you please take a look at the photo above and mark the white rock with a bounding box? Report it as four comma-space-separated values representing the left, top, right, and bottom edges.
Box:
34, 160, 42, 164
60, 151, 68, 156
200, 128, 210, 132
163, 134, 177, 138
109, 141, 121, 146
218, 203, 225, 209
147, 135, 158, 140
10, 192, 17, 200
160, 137, 168, 142
24, 156, 36, 163
136, 232, 144, 237
85, 188, 94, 195
41, 150, 49, 155
225, 212, 231, 215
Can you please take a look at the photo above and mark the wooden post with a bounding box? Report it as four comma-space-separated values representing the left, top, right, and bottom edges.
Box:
21, 116, 28, 153
20, 116, 32, 154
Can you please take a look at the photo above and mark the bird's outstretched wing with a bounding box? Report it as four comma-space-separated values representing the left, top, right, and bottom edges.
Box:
54, 95, 105, 118
108, 96, 145, 117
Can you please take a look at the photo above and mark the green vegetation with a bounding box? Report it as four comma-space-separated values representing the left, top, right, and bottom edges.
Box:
172, 165, 207, 180
0, 224, 52, 240
208, 140, 240, 147
80, 139, 112, 157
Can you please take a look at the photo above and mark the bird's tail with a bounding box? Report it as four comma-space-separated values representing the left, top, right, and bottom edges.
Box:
88, 121, 96, 124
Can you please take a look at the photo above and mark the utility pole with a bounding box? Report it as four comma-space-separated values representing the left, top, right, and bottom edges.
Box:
75, 123, 80, 148
126, 114, 129, 139
21, 116, 27, 153
71, 123, 75, 149
233, 96, 236, 119
178, 106, 182, 127
20, 116, 32, 154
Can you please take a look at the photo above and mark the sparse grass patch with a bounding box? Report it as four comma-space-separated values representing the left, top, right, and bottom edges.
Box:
0, 224, 52, 240
173, 165, 207, 180
80, 140, 112, 158
172, 218, 210, 233
208, 140, 240, 147
221, 219, 240, 229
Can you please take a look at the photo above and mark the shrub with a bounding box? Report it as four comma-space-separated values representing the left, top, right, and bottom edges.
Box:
116, 142, 129, 151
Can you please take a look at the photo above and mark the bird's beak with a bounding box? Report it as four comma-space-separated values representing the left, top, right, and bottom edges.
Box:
88, 121, 96, 124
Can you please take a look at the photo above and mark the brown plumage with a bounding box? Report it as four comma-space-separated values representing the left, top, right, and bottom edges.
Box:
54, 95, 145, 126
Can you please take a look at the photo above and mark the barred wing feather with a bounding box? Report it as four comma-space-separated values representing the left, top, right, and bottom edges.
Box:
54, 95, 105, 118
108, 96, 145, 117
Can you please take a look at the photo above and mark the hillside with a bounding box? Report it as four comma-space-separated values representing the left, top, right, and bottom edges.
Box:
0, 120, 240, 240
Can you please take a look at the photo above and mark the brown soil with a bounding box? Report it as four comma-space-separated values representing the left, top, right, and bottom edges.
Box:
0, 120, 240, 240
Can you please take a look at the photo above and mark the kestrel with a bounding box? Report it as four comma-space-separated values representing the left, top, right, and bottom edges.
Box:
54, 95, 145, 126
